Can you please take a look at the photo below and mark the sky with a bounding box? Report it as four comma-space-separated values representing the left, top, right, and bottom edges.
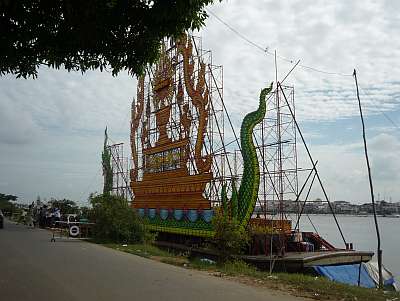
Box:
0, 0, 399, 206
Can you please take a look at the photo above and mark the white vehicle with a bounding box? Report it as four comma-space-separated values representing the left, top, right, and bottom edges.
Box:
0, 210, 4, 229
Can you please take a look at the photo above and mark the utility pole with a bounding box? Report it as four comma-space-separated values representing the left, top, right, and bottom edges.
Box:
353, 69, 383, 289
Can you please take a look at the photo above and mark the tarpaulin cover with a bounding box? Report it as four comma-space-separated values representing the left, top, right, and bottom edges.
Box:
313, 264, 376, 288
364, 262, 398, 291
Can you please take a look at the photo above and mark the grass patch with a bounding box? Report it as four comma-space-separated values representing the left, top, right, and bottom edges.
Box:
103, 243, 172, 258
221, 260, 259, 276
187, 259, 400, 301
188, 257, 217, 270
160, 257, 189, 267
274, 272, 400, 301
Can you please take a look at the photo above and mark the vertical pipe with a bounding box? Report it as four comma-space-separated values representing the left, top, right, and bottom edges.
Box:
358, 256, 363, 287
269, 233, 273, 274
292, 87, 300, 225
262, 118, 267, 219
275, 51, 285, 254
294, 169, 317, 231
353, 69, 383, 289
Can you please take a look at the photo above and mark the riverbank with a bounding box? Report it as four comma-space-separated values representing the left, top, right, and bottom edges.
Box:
101, 242, 399, 301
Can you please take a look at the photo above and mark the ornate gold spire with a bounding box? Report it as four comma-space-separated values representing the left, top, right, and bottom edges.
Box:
177, 34, 212, 174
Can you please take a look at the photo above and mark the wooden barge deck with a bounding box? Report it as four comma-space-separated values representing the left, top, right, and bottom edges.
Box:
155, 240, 374, 272
242, 250, 374, 272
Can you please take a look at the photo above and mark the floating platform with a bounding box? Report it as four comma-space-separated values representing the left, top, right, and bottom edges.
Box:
242, 250, 374, 272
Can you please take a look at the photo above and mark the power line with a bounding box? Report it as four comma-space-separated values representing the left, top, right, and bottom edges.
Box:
207, 9, 271, 55
379, 111, 400, 130
358, 85, 400, 130
206, 8, 353, 77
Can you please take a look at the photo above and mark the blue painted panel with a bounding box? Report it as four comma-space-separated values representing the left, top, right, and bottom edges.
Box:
202, 209, 214, 223
174, 209, 183, 221
187, 210, 198, 222
160, 209, 169, 220
148, 208, 156, 219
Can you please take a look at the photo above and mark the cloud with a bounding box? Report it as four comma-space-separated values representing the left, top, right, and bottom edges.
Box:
296, 132, 400, 203
201, 0, 400, 123
368, 133, 400, 182
0, 91, 42, 145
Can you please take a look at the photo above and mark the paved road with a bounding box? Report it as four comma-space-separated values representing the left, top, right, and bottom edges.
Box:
0, 220, 309, 301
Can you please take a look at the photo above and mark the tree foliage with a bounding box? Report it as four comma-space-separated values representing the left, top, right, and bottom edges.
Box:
212, 208, 250, 263
0, 193, 18, 214
0, 0, 215, 78
79, 206, 94, 220
90, 193, 147, 243
0, 193, 17, 202
49, 198, 79, 214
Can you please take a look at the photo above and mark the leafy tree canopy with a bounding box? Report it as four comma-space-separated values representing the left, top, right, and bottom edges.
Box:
0, 193, 17, 202
0, 193, 18, 213
49, 198, 79, 214
0, 0, 214, 78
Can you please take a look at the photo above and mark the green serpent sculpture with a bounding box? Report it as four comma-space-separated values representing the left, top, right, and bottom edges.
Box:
222, 83, 273, 227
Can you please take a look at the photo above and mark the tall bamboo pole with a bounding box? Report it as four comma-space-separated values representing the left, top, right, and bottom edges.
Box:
353, 69, 383, 289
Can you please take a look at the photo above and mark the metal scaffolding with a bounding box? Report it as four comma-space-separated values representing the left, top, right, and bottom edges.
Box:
108, 142, 131, 200
257, 85, 299, 219
131, 35, 233, 206
231, 84, 300, 222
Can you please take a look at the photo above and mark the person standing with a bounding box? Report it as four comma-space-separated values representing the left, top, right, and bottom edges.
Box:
26, 204, 34, 228
54, 208, 61, 226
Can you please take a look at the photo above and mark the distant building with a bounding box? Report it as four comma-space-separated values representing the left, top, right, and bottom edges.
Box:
256, 199, 400, 216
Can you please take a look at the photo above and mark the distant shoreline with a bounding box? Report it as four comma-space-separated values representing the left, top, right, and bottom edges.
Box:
305, 213, 400, 217
254, 213, 400, 218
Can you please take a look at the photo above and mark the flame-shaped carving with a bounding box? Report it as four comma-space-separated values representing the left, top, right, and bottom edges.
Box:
177, 76, 191, 140
153, 43, 174, 110
130, 76, 145, 180
177, 34, 212, 173
141, 120, 149, 149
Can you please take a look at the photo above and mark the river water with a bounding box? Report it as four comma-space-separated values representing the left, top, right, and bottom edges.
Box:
298, 214, 400, 282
